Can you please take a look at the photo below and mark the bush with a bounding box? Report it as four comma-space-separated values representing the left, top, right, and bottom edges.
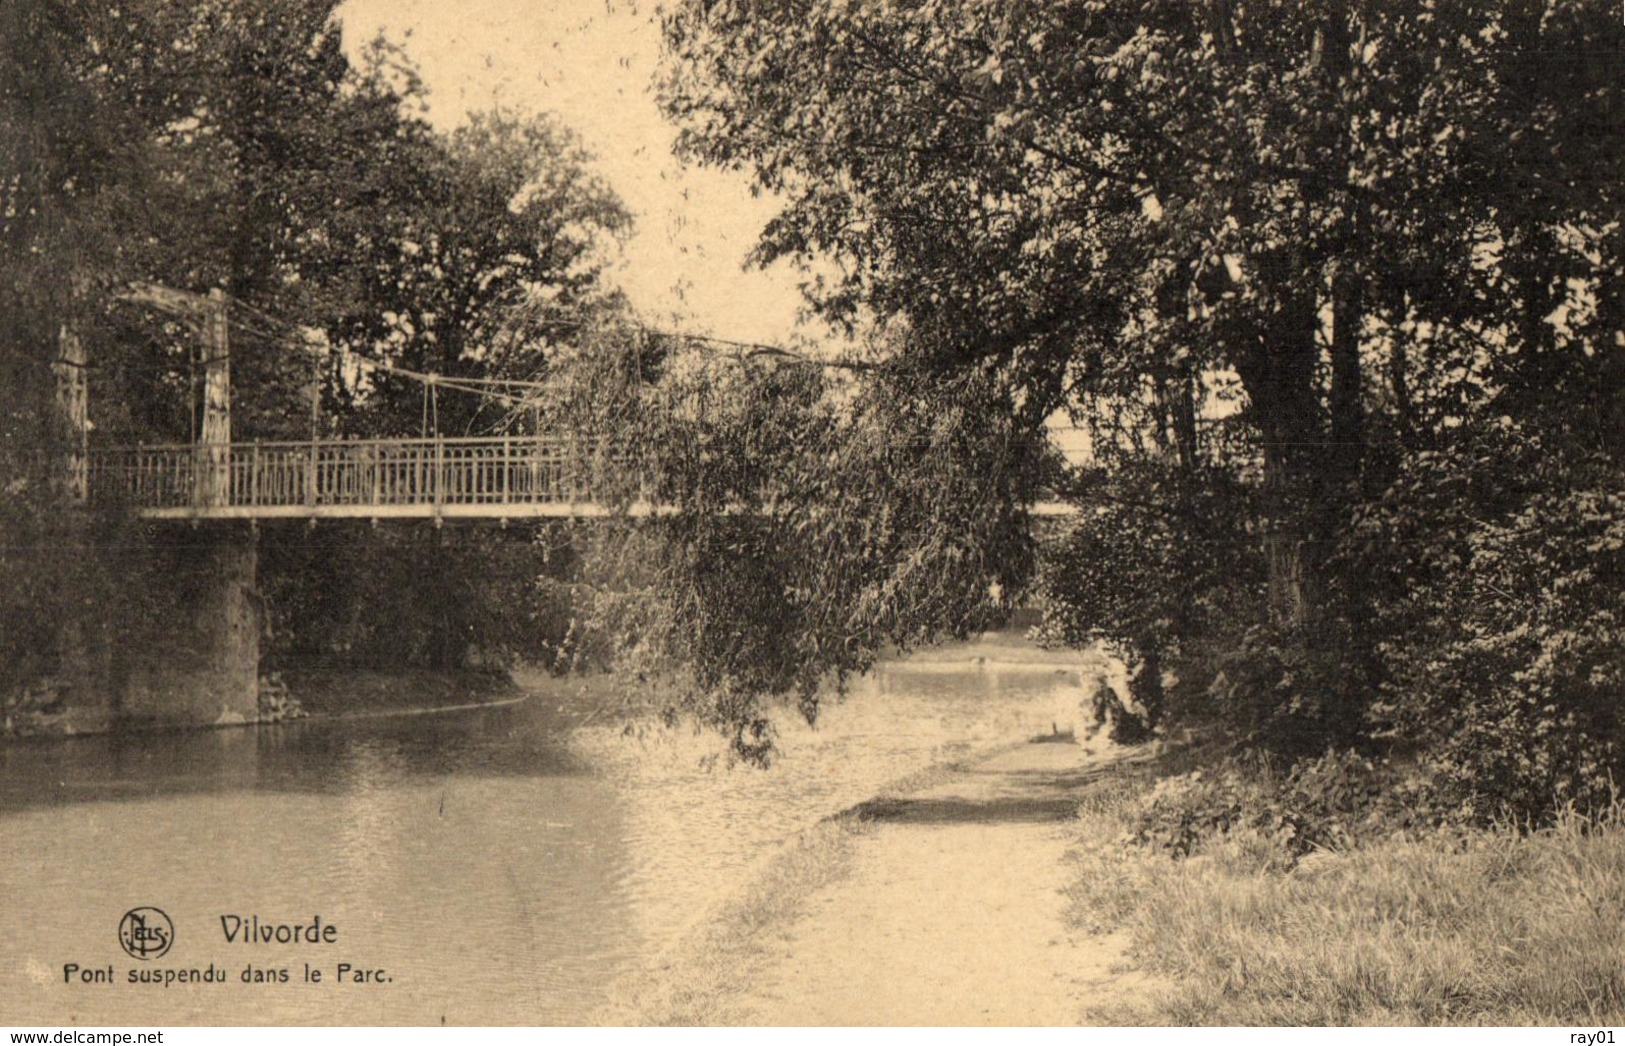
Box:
1208, 623, 1372, 755
1034, 462, 1262, 738
258, 522, 581, 673
1130, 750, 1427, 865
1349, 423, 1625, 823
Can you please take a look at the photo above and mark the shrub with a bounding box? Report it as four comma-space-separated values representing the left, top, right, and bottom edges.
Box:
1349, 423, 1625, 823
1129, 750, 1423, 865
258, 522, 581, 673
1034, 462, 1262, 738
1208, 623, 1373, 755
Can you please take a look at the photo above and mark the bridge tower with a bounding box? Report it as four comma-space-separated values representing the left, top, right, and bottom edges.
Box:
111, 284, 262, 727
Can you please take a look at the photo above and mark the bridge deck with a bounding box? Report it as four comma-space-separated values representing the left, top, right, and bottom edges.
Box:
87, 437, 1073, 521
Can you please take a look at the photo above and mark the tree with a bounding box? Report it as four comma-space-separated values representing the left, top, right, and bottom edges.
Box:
321, 105, 632, 439
0, 0, 635, 708
541, 321, 1044, 762
11, 1, 632, 447
659, 0, 1625, 792
81, 0, 391, 441
661, 0, 1620, 619
1, 0, 211, 709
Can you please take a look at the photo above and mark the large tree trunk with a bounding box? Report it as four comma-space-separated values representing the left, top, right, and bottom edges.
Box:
1167, 363, 1201, 645
1329, 257, 1365, 490
1389, 325, 1411, 441
1239, 283, 1324, 630
1323, 2, 1367, 492
1172, 364, 1200, 472
53, 320, 89, 502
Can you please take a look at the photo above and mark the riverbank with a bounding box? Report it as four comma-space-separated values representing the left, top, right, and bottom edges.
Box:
2, 666, 538, 740
280, 666, 527, 719
879, 629, 1107, 671
604, 716, 1625, 1026
1063, 764, 1625, 1025
604, 736, 1160, 1025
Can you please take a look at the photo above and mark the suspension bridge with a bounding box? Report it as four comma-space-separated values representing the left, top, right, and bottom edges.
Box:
85, 436, 1075, 520
38, 283, 1074, 734
87, 436, 651, 520
70, 284, 1074, 522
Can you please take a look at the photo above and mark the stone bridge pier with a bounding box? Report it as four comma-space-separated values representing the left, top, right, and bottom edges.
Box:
120, 525, 261, 728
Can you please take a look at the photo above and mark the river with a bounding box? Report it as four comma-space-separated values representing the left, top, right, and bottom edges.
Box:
0, 651, 1093, 1025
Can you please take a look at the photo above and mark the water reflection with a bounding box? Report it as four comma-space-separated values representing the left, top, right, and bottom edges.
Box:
0, 657, 1088, 1024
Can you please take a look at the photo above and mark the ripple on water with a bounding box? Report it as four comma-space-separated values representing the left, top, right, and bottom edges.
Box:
0, 657, 1091, 1024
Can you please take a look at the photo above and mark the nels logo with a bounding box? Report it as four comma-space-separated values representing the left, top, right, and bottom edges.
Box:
118, 907, 174, 960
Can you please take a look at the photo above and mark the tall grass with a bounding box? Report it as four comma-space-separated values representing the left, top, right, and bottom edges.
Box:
1068, 792, 1625, 1025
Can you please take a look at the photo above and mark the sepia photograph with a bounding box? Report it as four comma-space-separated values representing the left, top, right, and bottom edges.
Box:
1, 0, 1621, 1032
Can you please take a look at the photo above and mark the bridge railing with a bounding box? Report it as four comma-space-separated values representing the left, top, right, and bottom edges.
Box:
87, 436, 645, 513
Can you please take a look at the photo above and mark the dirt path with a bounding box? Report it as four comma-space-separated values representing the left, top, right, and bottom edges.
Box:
733, 741, 1153, 1025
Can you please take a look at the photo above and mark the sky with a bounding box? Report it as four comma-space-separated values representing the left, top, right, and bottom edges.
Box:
338, 0, 812, 347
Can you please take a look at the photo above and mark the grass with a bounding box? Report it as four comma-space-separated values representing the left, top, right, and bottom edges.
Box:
1066, 774, 1625, 1025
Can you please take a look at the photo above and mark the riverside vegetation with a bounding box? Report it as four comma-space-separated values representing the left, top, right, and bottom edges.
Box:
4, 0, 1623, 1023
655, 0, 1623, 1020
1065, 748, 1625, 1025
657, 0, 1624, 822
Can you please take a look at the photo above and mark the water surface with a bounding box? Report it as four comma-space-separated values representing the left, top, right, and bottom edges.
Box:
0, 656, 1088, 1024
